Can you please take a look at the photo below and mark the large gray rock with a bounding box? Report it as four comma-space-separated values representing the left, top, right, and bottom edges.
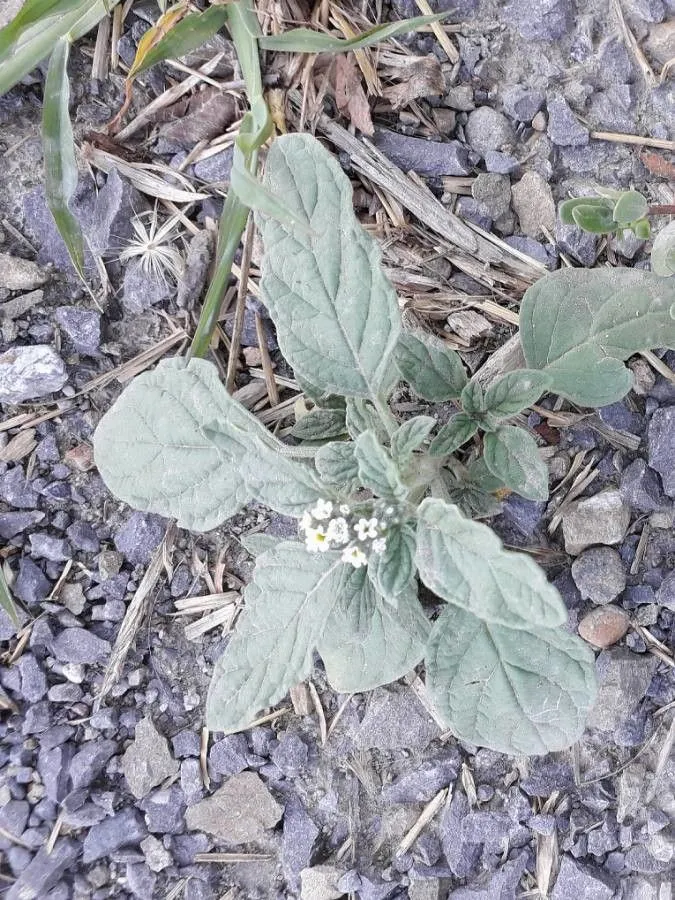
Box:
620, 459, 664, 512
465, 107, 514, 156
355, 686, 440, 751
185, 771, 282, 843
546, 95, 589, 146
571, 547, 626, 604
373, 130, 473, 176
5, 839, 79, 900
54, 306, 101, 356
562, 490, 631, 555
300, 865, 343, 900
82, 809, 147, 863
648, 407, 675, 497
587, 649, 658, 732
51, 628, 110, 665
122, 717, 179, 799
551, 856, 614, 900
0, 251, 48, 291
511, 171, 556, 238
502, 0, 574, 41
0, 346, 67, 404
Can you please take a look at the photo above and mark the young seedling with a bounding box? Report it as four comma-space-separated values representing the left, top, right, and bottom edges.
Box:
94, 135, 675, 755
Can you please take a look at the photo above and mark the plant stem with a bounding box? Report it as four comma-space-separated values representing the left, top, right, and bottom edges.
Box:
373, 396, 397, 438
648, 204, 675, 216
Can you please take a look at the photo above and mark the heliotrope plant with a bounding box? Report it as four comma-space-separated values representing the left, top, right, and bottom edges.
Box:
94, 134, 675, 755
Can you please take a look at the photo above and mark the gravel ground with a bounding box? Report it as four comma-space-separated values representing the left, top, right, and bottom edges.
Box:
0, 0, 673, 898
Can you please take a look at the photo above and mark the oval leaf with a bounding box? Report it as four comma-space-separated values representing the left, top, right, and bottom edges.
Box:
258, 134, 400, 398
206, 544, 343, 733
291, 408, 347, 441
355, 431, 408, 501
429, 413, 478, 457
520, 268, 675, 406
613, 190, 648, 226
559, 197, 611, 226
483, 425, 549, 501
315, 440, 359, 488
368, 523, 417, 604
395, 330, 467, 401
571, 203, 616, 234
425, 604, 597, 755
651, 221, 675, 278
483, 370, 552, 421
390, 415, 436, 463
415, 498, 566, 628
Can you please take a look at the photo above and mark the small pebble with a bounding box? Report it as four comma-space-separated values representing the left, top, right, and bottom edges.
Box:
578, 606, 630, 648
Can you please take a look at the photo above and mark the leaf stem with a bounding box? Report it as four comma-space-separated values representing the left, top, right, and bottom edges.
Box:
648, 204, 675, 216
373, 396, 397, 438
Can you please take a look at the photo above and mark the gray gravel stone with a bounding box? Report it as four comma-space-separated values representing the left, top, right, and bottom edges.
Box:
29, 533, 71, 562
180, 757, 203, 805
141, 785, 186, 834
69, 740, 117, 790
502, 86, 544, 122
587, 649, 658, 732
562, 490, 631, 555
571, 547, 626, 604
185, 771, 282, 843
172, 729, 201, 758
355, 686, 440, 750
300, 865, 343, 900
140, 834, 172, 872
440, 790, 481, 878
382, 753, 459, 803
551, 856, 614, 900
546, 95, 589, 146
555, 220, 597, 266
0, 512, 45, 539
282, 795, 320, 892
16, 654, 47, 702
626, 0, 666, 21
471, 173, 511, 220
648, 407, 675, 497
15, 558, 51, 605
620, 459, 663, 512
483, 150, 520, 174
511, 171, 556, 238
82, 808, 147, 863
193, 147, 234, 182
0, 346, 68, 404
209, 733, 249, 776
52, 628, 111, 664
271, 732, 308, 776
656, 570, 675, 610
465, 107, 514, 156
0, 251, 48, 291
373, 131, 473, 176
502, 0, 574, 40
122, 258, 173, 312
0, 800, 30, 848
114, 511, 166, 565
126, 862, 157, 899
122, 716, 179, 799
54, 306, 101, 356
0, 468, 37, 509
66, 521, 100, 552
6, 838, 79, 900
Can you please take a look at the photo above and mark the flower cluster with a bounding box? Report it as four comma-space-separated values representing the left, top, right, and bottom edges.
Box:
299, 499, 394, 567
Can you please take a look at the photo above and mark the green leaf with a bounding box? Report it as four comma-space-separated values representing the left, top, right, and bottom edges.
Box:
206, 543, 342, 733
317, 572, 429, 693
42, 40, 85, 280
395, 330, 467, 401
571, 203, 617, 234
258, 13, 447, 53
415, 498, 566, 628
238, 443, 328, 517
613, 190, 648, 226
239, 533, 282, 557
520, 268, 675, 406
258, 134, 400, 399
368, 523, 417, 605
651, 221, 675, 278
425, 604, 597, 755
483, 370, 551, 421
314, 440, 359, 489
0, 565, 21, 630
390, 415, 436, 463
483, 425, 549, 501
295, 373, 345, 410
291, 408, 347, 441
429, 413, 478, 457
224, 0, 264, 100
355, 431, 408, 501
559, 197, 611, 226
632, 218, 651, 240
94, 358, 251, 532
439, 468, 501, 519
345, 398, 389, 443
460, 380, 486, 417
127, 7, 229, 78
0, 0, 120, 96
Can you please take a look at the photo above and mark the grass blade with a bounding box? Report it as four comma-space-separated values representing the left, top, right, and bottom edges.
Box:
0, 0, 83, 58
43, 39, 85, 279
0, 0, 120, 96
258, 13, 447, 53
128, 6, 230, 79
225, 1, 264, 100
0, 565, 21, 630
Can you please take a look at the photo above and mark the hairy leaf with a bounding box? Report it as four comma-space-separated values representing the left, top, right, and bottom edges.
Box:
239, 533, 282, 557
206, 543, 342, 732
395, 330, 467, 401
317, 572, 428, 692
291, 408, 347, 441
390, 415, 436, 463
415, 498, 566, 628
258, 13, 446, 53
42, 40, 85, 280
345, 398, 389, 443
355, 431, 408, 501
429, 413, 478, 457
571, 203, 616, 234
238, 445, 328, 517
651, 221, 675, 278
559, 196, 611, 226
425, 604, 597, 754
258, 134, 400, 398
439, 469, 501, 519
368, 523, 417, 604
483, 370, 551, 421
520, 268, 675, 406
483, 426, 548, 501
94, 358, 250, 531
315, 440, 359, 489
460, 379, 486, 417
613, 190, 648, 226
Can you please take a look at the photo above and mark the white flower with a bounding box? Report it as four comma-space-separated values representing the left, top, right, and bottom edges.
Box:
326, 517, 349, 544
372, 538, 387, 555
339, 504, 351, 515
299, 511, 313, 532
342, 545, 368, 568
311, 498, 334, 520
385, 506, 394, 515
355, 517, 378, 541
305, 525, 331, 552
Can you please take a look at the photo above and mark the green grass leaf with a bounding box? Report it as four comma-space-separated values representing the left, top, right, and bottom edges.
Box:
42, 39, 85, 280
127, 6, 229, 79
258, 13, 446, 53
0, 566, 21, 631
